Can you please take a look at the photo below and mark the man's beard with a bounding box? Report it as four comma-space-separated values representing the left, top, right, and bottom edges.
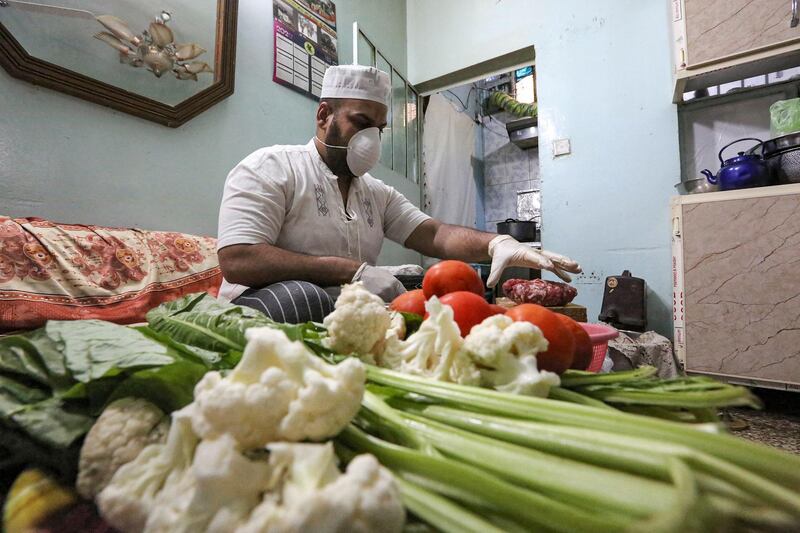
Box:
324, 119, 355, 178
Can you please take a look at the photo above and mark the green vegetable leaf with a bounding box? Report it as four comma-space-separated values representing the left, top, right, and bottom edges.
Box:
0, 376, 93, 448
146, 293, 325, 353
146, 293, 270, 352
8, 398, 95, 448
107, 360, 209, 413
0, 328, 73, 391
401, 312, 424, 337
45, 320, 178, 383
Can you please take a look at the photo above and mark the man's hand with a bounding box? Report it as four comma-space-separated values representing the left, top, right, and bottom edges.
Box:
488, 235, 581, 287
353, 263, 406, 302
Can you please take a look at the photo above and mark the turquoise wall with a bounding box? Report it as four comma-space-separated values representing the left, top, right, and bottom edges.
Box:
0, 0, 419, 266
408, 0, 680, 335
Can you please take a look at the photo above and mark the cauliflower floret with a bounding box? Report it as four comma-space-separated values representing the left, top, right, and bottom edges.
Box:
77, 397, 169, 500
380, 297, 480, 386
145, 433, 272, 533
323, 282, 391, 362
386, 311, 406, 341
237, 442, 405, 533
97, 406, 198, 533
99, 412, 275, 533
191, 326, 365, 448
464, 314, 560, 397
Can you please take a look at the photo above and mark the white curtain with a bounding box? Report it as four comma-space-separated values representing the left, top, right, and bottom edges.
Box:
422, 93, 478, 229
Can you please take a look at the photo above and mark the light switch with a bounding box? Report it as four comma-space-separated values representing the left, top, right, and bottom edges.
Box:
553, 138, 571, 156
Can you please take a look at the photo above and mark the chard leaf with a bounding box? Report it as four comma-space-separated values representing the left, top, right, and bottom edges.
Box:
107, 361, 209, 413
146, 293, 324, 353
45, 320, 178, 383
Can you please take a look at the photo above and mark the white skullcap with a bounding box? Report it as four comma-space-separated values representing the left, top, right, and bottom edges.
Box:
320, 65, 391, 107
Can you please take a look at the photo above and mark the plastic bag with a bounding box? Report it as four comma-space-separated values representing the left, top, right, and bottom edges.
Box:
770, 98, 800, 137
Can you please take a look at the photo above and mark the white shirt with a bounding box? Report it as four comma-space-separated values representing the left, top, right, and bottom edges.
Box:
217, 140, 430, 300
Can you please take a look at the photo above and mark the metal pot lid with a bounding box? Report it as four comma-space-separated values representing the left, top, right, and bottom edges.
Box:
763, 132, 800, 157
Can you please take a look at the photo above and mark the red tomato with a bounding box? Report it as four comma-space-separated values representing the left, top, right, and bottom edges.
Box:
390, 289, 426, 316
505, 304, 575, 374
556, 314, 594, 371
435, 291, 492, 337
422, 260, 484, 299
488, 304, 507, 316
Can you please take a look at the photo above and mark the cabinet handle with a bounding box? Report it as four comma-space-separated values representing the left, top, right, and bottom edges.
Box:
793, 0, 799, 27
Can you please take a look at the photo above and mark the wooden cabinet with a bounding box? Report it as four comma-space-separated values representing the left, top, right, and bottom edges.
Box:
671, 184, 800, 390
671, 0, 800, 101
684, 0, 799, 68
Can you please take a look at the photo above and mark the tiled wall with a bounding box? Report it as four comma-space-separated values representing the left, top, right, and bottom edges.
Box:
482, 111, 541, 233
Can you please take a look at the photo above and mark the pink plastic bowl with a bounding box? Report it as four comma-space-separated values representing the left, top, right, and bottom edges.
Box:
577, 322, 619, 373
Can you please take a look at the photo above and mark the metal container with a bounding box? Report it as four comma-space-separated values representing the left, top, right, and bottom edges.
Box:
763, 132, 800, 184
674, 177, 719, 194
496, 218, 538, 242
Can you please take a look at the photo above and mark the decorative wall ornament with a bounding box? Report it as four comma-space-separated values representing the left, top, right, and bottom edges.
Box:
94, 11, 212, 81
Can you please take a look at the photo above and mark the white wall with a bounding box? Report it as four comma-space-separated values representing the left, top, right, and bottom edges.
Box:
408, 0, 680, 335
0, 0, 419, 266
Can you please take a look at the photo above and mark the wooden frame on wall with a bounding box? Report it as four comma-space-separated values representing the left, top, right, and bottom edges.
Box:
0, 0, 239, 127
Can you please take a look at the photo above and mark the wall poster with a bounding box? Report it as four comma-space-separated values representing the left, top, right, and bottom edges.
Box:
273, 0, 338, 99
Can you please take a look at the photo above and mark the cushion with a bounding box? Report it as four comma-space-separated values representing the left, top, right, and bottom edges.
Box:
0, 217, 222, 331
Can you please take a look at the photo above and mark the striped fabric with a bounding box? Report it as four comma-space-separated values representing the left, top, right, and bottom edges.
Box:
234, 280, 334, 323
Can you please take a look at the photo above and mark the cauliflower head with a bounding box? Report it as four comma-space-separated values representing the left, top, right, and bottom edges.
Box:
237, 442, 405, 533
77, 397, 169, 500
191, 326, 365, 448
464, 314, 559, 396
380, 297, 480, 386
323, 282, 391, 362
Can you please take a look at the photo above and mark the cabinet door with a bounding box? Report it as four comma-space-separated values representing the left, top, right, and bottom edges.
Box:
685, 0, 800, 67
681, 192, 800, 386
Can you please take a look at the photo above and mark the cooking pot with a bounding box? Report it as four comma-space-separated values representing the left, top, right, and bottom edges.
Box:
701, 138, 773, 191
763, 132, 800, 184
496, 219, 538, 242
674, 177, 719, 194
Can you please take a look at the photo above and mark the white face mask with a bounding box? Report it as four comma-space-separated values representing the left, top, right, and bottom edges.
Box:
316, 126, 381, 177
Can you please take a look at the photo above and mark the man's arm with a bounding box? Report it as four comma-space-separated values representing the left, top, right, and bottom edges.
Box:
218, 243, 361, 288
404, 219, 495, 262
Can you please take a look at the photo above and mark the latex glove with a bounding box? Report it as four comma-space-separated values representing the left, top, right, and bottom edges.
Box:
352, 263, 406, 302
487, 235, 582, 287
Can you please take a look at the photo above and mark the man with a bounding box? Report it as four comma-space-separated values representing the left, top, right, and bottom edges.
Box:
217, 65, 580, 322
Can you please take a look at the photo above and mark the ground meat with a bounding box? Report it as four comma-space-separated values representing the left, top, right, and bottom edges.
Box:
502, 279, 578, 307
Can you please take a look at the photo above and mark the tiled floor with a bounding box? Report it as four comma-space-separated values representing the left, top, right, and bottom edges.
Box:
724, 389, 800, 455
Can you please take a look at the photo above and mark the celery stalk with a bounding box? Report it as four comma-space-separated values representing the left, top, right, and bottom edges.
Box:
395, 477, 506, 533
405, 404, 800, 519
560, 366, 658, 387
392, 411, 678, 518
338, 425, 632, 533
547, 386, 616, 409
365, 366, 800, 490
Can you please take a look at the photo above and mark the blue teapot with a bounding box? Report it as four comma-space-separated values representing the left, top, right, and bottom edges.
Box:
701, 138, 773, 191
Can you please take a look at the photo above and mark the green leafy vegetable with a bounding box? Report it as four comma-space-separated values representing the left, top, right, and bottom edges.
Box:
400, 312, 423, 337
45, 320, 178, 383
146, 292, 331, 356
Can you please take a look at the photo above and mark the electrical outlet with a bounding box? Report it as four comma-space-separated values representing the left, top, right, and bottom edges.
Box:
553, 138, 571, 156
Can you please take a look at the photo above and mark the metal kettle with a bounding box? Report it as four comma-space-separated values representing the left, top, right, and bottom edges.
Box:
701, 138, 772, 191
